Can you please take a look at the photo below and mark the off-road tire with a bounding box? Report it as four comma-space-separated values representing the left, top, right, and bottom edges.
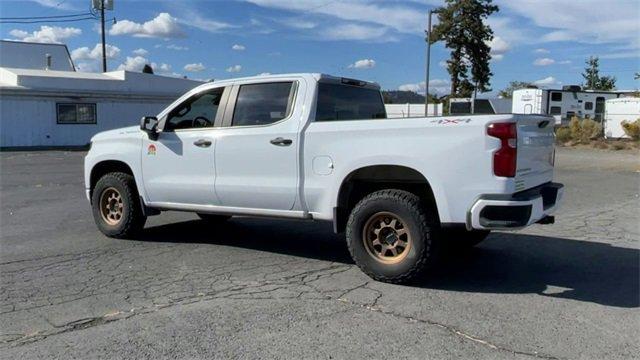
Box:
91, 172, 146, 238
346, 189, 438, 284
197, 213, 232, 223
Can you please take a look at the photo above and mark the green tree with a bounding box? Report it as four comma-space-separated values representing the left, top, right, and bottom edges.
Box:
498, 81, 535, 98
431, 0, 499, 97
582, 56, 616, 90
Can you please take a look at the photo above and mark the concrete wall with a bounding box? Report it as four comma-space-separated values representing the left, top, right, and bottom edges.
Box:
1, 95, 174, 147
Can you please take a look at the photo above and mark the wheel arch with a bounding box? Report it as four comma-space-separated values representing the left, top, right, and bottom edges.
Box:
334, 164, 439, 233
89, 160, 135, 199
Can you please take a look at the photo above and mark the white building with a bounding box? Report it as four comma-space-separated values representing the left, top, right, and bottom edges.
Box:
0, 40, 75, 72
604, 97, 640, 139
511, 86, 624, 125
0, 40, 202, 148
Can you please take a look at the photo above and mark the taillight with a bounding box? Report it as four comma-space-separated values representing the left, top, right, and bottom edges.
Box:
487, 122, 517, 177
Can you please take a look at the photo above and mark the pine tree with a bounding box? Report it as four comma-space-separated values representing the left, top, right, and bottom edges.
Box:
430, 0, 499, 97
582, 56, 616, 91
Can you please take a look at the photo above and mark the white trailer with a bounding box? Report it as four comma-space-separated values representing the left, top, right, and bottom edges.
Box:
385, 103, 443, 118
604, 97, 640, 139
512, 87, 622, 125
449, 98, 512, 115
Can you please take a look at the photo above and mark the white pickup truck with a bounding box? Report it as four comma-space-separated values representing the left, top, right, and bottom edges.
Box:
84, 73, 563, 283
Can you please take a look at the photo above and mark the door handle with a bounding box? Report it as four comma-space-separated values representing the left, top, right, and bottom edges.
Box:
270, 137, 293, 146
193, 139, 212, 147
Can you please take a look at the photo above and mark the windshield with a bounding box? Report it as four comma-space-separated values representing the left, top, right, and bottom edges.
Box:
315, 83, 386, 121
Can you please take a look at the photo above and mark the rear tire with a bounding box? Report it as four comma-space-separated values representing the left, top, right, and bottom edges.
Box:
91, 172, 146, 239
197, 213, 231, 223
346, 189, 438, 284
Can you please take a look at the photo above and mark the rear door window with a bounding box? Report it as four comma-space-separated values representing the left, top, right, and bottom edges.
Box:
315, 83, 386, 121
232, 82, 295, 126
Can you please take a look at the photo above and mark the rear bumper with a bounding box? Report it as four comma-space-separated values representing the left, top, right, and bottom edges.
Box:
468, 182, 564, 230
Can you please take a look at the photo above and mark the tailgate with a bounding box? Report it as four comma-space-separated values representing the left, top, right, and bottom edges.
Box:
515, 115, 555, 192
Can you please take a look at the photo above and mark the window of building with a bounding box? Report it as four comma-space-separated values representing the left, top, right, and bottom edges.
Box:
315, 83, 386, 121
585, 101, 593, 110
566, 111, 576, 119
232, 82, 295, 126
56, 103, 96, 124
551, 92, 562, 101
165, 87, 225, 130
549, 106, 561, 115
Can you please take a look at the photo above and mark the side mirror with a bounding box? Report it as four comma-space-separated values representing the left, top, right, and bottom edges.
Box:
140, 116, 159, 141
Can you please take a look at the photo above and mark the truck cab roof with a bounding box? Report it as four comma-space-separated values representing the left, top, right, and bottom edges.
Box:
194, 73, 380, 91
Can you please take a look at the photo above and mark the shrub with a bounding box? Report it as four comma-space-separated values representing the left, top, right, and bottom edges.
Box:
555, 127, 572, 143
621, 119, 640, 140
568, 116, 602, 143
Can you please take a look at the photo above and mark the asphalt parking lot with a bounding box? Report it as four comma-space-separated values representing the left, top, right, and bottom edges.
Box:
1, 148, 638, 359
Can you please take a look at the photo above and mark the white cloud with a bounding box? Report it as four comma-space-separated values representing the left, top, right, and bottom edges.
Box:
184, 63, 206, 72
132, 48, 148, 56
167, 44, 189, 51
398, 79, 450, 95
282, 18, 317, 30
75, 62, 98, 73
232, 44, 246, 51
32, 0, 78, 10
9, 26, 81, 43
156, 63, 172, 72
257, 72, 271, 76
438, 60, 448, 68
349, 59, 376, 69
534, 48, 550, 54
246, 0, 424, 35
487, 36, 510, 61
109, 13, 185, 38
558, 60, 572, 65
532, 76, 561, 88
533, 57, 555, 66
498, 0, 640, 49
226, 65, 242, 73
117, 56, 150, 72
71, 44, 120, 61
177, 10, 235, 34
323, 24, 394, 42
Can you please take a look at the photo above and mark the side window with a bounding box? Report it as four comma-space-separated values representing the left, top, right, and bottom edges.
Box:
585, 101, 593, 110
549, 106, 561, 115
57, 103, 96, 124
232, 82, 294, 126
551, 92, 562, 101
165, 88, 224, 131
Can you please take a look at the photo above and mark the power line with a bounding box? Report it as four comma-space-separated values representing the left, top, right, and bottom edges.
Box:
0, 17, 97, 24
0, 12, 93, 20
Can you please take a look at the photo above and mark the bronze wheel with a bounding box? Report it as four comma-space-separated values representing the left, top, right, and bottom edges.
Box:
362, 211, 412, 264
346, 189, 437, 283
99, 187, 124, 226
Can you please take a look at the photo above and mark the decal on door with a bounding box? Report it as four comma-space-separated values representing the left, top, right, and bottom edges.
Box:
147, 144, 157, 156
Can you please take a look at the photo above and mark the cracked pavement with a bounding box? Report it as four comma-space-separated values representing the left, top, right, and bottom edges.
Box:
1, 148, 638, 359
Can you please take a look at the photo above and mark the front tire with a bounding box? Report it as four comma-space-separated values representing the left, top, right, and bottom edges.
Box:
91, 172, 146, 238
346, 189, 438, 284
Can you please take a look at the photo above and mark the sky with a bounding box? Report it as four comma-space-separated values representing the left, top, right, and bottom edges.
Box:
0, 0, 639, 96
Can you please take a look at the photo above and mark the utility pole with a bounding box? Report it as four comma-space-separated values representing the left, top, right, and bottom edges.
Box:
424, 9, 438, 116
100, 0, 106, 72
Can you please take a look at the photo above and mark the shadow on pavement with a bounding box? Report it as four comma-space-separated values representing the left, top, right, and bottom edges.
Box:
138, 217, 639, 308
